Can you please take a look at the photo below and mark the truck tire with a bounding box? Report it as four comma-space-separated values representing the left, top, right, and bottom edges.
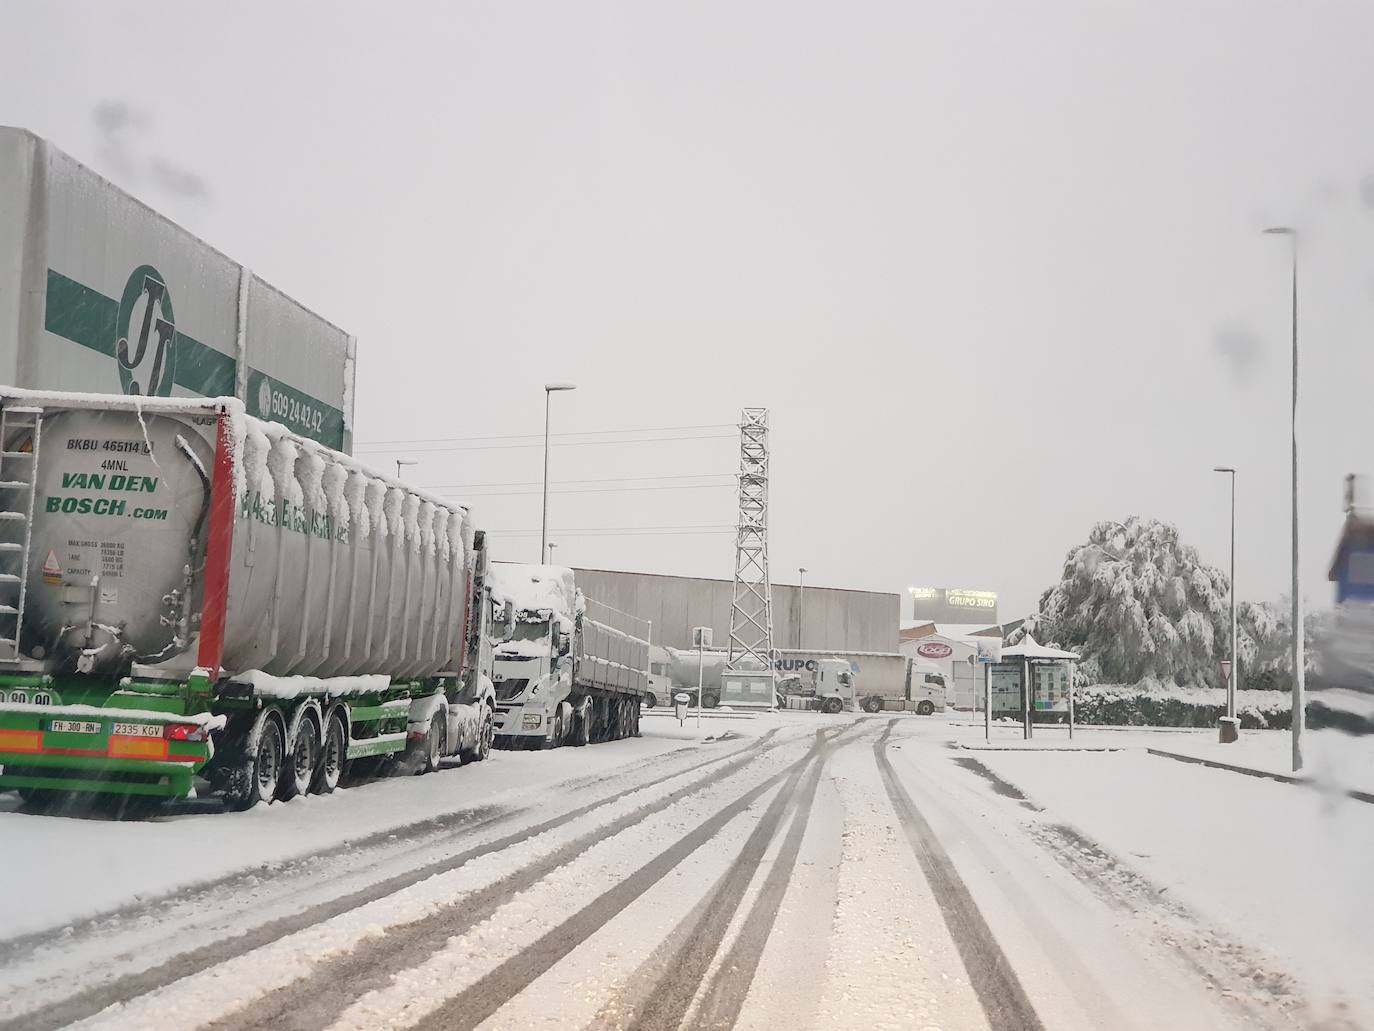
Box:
703, 693, 720, 710
572, 701, 592, 747
460, 707, 493, 764
225, 710, 285, 811
423, 712, 445, 774
916, 700, 936, 716
312, 711, 347, 794
402, 713, 445, 774
822, 696, 843, 715
278, 716, 319, 801
861, 696, 883, 714
645, 692, 658, 709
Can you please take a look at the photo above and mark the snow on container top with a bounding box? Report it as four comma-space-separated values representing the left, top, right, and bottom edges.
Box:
0, 388, 473, 682
0, 127, 356, 451
487, 563, 584, 633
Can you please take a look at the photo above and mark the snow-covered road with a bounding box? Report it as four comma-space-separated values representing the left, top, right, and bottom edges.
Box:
1, 714, 1363, 1030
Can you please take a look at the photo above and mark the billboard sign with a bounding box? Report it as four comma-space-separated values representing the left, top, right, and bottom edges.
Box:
908, 586, 999, 623
916, 641, 954, 659
0, 129, 355, 451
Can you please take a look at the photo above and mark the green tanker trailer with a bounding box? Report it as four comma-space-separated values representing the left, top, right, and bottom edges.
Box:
0, 389, 495, 809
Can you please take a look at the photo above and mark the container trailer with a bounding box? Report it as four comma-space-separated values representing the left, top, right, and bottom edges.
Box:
0, 389, 495, 809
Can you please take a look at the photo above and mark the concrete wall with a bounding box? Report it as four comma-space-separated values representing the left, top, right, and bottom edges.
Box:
571, 568, 899, 654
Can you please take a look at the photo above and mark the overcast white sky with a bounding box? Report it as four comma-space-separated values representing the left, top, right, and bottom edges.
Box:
4, 1, 1374, 621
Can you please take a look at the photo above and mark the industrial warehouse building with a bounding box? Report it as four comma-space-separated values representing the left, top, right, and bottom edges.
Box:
571, 568, 900, 654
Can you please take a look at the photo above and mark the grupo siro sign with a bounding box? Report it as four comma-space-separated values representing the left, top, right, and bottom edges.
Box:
908, 587, 999, 623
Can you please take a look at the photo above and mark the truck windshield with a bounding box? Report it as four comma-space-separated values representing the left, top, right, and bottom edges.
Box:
510, 621, 549, 643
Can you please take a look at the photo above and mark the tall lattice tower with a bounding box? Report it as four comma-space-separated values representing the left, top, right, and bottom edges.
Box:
726, 408, 776, 673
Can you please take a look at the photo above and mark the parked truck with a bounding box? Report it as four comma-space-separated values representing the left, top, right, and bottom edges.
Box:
0, 389, 495, 809
485, 563, 649, 748
778, 657, 856, 713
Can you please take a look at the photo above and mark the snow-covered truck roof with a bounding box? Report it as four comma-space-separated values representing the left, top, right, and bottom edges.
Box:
487, 563, 585, 631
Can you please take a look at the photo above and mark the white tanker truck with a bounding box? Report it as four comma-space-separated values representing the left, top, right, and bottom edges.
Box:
0, 389, 508, 809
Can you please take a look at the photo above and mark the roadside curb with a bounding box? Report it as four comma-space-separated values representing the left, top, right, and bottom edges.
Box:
957, 745, 1123, 753
1146, 748, 1374, 806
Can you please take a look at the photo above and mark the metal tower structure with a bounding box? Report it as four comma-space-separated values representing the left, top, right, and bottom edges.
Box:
726, 408, 776, 673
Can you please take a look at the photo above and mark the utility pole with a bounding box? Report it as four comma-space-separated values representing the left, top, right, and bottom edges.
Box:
797, 566, 807, 650
1214, 466, 1238, 736
1264, 226, 1303, 771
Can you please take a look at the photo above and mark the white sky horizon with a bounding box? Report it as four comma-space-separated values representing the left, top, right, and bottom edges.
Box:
4, 1, 1373, 621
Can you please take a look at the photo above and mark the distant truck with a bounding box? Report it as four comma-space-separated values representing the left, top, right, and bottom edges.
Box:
486, 564, 649, 748
855, 657, 948, 715
779, 657, 856, 713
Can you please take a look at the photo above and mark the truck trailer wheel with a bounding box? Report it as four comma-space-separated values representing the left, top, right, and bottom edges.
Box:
460, 707, 494, 764
401, 714, 445, 775
225, 711, 285, 811
312, 712, 347, 794
279, 717, 319, 801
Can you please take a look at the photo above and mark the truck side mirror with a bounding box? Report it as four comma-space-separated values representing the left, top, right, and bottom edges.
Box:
558, 633, 570, 656
502, 600, 515, 641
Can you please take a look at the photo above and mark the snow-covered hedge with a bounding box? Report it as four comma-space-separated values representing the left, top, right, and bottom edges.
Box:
1070, 685, 1292, 729
1062, 685, 1374, 732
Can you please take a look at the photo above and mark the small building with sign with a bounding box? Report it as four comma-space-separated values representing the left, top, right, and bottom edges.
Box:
900, 630, 987, 710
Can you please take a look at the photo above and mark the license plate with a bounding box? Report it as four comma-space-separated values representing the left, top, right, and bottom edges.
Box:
522, 713, 542, 729
48, 719, 102, 735
112, 722, 162, 738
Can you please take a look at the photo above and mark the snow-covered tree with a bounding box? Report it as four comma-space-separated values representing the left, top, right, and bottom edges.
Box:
1015, 517, 1231, 688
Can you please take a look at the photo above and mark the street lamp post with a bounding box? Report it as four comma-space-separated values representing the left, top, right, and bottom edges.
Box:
1213, 466, 1238, 733
1264, 226, 1303, 772
797, 567, 808, 650
541, 382, 577, 564
395, 457, 418, 480
546, 542, 558, 565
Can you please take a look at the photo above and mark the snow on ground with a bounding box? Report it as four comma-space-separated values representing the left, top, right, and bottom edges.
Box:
966, 729, 1374, 1023
63, 734, 814, 1031
0, 726, 754, 938
814, 731, 989, 1031
950, 719, 1374, 794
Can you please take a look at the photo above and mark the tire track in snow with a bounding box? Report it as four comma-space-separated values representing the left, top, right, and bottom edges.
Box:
0, 739, 727, 975
578, 721, 870, 1031
874, 721, 1045, 1031
407, 730, 839, 1031
618, 744, 821, 1029
204, 728, 811, 1031
688, 737, 829, 1029
1, 731, 782, 1031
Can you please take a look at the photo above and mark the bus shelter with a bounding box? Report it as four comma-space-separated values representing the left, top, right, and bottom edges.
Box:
987, 636, 1080, 740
